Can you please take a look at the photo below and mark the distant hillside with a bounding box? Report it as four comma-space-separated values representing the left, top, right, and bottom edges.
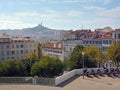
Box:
0, 24, 62, 42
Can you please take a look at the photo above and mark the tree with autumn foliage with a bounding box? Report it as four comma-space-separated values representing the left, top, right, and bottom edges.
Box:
108, 40, 120, 66
84, 46, 101, 63
83, 46, 102, 67
66, 45, 102, 70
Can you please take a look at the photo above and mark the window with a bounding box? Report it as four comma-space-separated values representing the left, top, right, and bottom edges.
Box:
11, 51, 15, 55
64, 47, 66, 51
16, 45, 19, 48
114, 33, 116, 39
70, 47, 72, 51
103, 40, 108, 44
109, 40, 112, 44
21, 45, 24, 48
90, 41, 91, 44
21, 50, 23, 54
59, 51, 62, 53
106, 40, 108, 44
12, 45, 14, 48
34, 49, 36, 52
103, 40, 105, 44
118, 34, 120, 39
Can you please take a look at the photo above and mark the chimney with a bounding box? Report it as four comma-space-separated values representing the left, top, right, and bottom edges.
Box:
53, 43, 56, 48
58, 43, 61, 48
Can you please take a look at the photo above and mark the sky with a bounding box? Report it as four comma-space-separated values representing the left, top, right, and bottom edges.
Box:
0, 0, 120, 30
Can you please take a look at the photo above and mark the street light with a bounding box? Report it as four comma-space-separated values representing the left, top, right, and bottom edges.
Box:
82, 52, 85, 79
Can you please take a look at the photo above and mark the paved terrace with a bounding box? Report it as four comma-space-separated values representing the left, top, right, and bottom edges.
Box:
0, 75, 120, 90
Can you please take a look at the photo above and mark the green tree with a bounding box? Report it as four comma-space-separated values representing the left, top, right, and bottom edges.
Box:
15, 60, 27, 76
38, 43, 42, 59
0, 62, 5, 76
23, 52, 38, 76
4, 59, 17, 76
108, 41, 120, 66
67, 45, 84, 70
83, 54, 96, 68
31, 56, 63, 78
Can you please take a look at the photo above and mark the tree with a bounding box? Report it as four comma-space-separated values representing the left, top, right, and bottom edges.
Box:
23, 52, 38, 76
72, 44, 84, 54
38, 43, 42, 59
26, 52, 38, 61
84, 46, 101, 62
15, 60, 27, 76
4, 59, 17, 76
0, 59, 27, 76
0, 62, 5, 76
67, 45, 84, 70
31, 56, 63, 77
66, 45, 102, 70
108, 41, 120, 66
83, 46, 101, 67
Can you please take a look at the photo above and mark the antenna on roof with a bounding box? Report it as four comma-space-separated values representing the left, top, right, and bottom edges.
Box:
41, 21, 42, 26
81, 25, 83, 30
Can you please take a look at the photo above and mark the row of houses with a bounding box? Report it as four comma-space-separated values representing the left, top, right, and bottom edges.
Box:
0, 27, 120, 67
0, 34, 38, 61
42, 27, 120, 63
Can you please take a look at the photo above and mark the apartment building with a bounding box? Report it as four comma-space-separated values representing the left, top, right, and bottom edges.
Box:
112, 29, 120, 42
0, 34, 38, 61
42, 41, 64, 62
63, 27, 117, 60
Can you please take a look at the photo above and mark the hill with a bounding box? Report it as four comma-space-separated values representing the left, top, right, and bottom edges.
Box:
0, 24, 62, 42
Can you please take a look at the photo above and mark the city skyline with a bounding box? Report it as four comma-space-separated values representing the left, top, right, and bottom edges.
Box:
0, 0, 120, 30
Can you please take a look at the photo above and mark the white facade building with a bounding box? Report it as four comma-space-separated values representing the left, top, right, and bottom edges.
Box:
112, 29, 120, 42
42, 41, 64, 62
64, 40, 82, 60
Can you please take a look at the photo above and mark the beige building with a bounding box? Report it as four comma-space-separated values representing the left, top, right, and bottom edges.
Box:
0, 34, 38, 61
42, 41, 64, 62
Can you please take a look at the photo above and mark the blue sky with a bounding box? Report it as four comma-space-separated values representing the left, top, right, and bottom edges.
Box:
0, 0, 120, 30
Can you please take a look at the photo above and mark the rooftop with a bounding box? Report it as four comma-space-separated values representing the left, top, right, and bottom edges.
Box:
42, 42, 63, 50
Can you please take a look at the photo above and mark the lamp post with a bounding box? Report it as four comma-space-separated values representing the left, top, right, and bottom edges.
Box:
82, 52, 85, 79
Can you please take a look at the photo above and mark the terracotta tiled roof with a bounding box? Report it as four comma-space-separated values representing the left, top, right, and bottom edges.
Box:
113, 29, 120, 33
42, 42, 63, 50
12, 37, 34, 42
102, 35, 113, 39
93, 38, 103, 40
88, 31, 94, 35
0, 34, 10, 39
